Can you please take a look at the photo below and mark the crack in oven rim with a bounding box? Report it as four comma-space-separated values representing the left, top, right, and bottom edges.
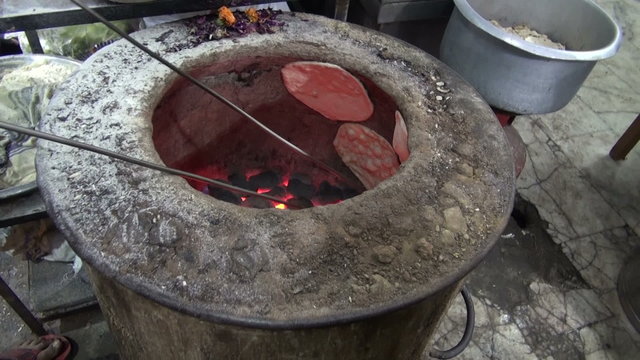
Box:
36, 13, 516, 329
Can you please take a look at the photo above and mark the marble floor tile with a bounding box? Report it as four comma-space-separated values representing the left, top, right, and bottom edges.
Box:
431, 294, 538, 360
551, 131, 640, 235
431, 275, 628, 359
561, 124, 639, 175
597, 111, 640, 138
603, 288, 632, 325
506, 0, 640, 356
519, 159, 625, 238
433, 292, 639, 360
528, 97, 611, 140
592, 2, 640, 80
576, 62, 640, 117
441, 0, 640, 359
492, 323, 538, 360
517, 183, 578, 243
514, 118, 573, 185
527, 281, 611, 331
513, 119, 579, 243
513, 300, 586, 359
561, 230, 640, 292
623, 211, 640, 238
579, 317, 640, 360
597, 288, 636, 330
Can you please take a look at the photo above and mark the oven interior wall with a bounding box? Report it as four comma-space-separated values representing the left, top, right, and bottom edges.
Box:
151, 56, 398, 187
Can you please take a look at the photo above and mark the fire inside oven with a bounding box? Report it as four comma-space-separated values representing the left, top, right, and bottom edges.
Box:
151, 56, 401, 209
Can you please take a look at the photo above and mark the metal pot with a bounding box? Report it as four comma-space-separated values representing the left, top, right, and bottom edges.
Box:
439, 0, 622, 114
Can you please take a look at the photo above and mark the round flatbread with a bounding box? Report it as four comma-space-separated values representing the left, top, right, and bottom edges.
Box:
281, 61, 374, 122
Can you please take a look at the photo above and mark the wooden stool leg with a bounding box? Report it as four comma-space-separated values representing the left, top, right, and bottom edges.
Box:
610, 114, 640, 161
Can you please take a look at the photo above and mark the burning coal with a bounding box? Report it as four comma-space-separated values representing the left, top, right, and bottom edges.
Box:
188, 166, 357, 209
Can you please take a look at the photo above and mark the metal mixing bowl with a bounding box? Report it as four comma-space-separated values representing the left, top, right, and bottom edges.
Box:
440, 0, 622, 114
0, 54, 80, 200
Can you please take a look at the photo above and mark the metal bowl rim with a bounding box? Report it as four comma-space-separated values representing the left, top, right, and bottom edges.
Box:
453, 0, 622, 61
0, 181, 37, 200
0, 54, 82, 69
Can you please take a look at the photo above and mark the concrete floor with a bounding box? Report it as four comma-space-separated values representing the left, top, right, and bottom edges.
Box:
1, 0, 639, 359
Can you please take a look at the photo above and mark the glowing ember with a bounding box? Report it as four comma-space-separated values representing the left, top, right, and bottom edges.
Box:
186, 166, 359, 210
245, 168, 263, 178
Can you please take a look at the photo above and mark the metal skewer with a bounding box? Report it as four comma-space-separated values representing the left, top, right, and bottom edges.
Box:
69, 0, 355, 187
0, 121, 299, 209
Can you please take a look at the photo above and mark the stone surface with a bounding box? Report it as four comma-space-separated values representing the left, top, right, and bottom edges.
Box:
562, 230, 639, 291
36, 12, 513, 325
443, 207, 468, 234
32, 10, 514, 360
373, 245, 397, 264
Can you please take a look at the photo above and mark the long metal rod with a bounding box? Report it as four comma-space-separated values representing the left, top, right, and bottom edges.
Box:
334, 0, 351, 22
69, 0, 352, 186
0, 121, 297, 208
0, 274, 48, 336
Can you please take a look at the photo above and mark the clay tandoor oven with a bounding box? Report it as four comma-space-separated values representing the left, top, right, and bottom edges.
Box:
37, 13, 514, 360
